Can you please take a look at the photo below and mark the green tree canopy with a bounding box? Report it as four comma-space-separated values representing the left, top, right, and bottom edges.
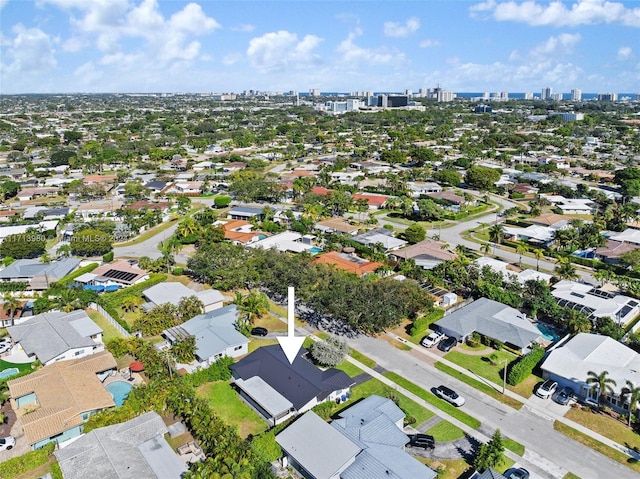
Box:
0, 231, 46, 259
464, 165, 502, 190
432, 169, 462, 186
70, 229, 113, 256
404, 223, 426, 244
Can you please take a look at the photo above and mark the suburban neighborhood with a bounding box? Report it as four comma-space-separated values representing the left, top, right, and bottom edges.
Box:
0, 87, 639, 479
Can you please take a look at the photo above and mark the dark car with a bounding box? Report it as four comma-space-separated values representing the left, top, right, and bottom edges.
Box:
506, 468, 530, 479
554, 386, 577, 406
406, 433, 435, 450
250, 327, 268, 337
438, 336, 457, 352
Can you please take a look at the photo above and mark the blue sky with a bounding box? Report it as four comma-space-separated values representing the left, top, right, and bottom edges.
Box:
1, 0, 638, 94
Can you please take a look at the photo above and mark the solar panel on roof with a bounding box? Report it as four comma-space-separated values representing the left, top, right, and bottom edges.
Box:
102, 269, 137, 282
588, 288, 615, 299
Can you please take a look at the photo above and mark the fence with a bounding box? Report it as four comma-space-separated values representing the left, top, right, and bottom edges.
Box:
88, 302, 131, 338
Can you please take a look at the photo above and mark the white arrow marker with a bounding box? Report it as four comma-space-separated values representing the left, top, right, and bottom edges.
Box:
277, 286, 305, 364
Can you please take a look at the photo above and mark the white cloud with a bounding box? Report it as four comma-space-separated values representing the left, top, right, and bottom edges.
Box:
231, 24, 255, 33
247, 31, 323, 73
617, 46, 632, 60
470, 0, 640, 27
419, 39, 441, 48
337, 28, 405, 66
383, 17, 420, 37
223, 52, 243, 65
0, 0, 8, 10
2, 24, 57, 74
530, 33, 581, 57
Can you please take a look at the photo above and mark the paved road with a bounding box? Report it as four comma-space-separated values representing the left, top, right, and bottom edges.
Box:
346, 333, 638, 479
113, 222, 179, 259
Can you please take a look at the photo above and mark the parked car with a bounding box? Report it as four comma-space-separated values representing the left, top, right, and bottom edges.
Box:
0, 436, 15, 451
406, 433, 435, 450
434, 385, 465, 407
0, 337, 10, 345
536, 379, 558, 399
0, 343, 11, 354
420, 331, 445, 348
250, 327, 268, 337
438, 336, 457, 352
506, 467, 530, 479
554, 386, 577, 405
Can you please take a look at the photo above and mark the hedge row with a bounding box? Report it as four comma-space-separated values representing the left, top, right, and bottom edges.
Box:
409, 308, 445, 337
0, 282, 27, 292
183, 356, 233, 387
0, 443, 55, 479
507, 346, 546, 386
53, 262, 99, 288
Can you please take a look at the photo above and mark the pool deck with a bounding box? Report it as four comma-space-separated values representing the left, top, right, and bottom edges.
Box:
103, 368, 143, 387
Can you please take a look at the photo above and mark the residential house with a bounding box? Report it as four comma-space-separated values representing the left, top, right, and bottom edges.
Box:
0, 257, 81, 290
550, 280, 640, 328
540, 333, 640, 414
7, 310, 104, 365
389, 239, 456, 269
352, 193, 389, 210
608, 229, 640, 246
247, 231, 315, 253
7, 351, 117, 449
83, 174, 118, 187
0, 221, 59, 242
74, 260, 149, 290
230, 345, 353, 426
227, 206, 266, 221
141, 282, 225, 313
406, 181, 443, 197
17, 187, 58, 202
433, 297, 541, 353
427, 190, 467, 206
540, 195, 596, 215
275, 395, 437, 479
54, 411, 188, 479
23, 206, 70, 220
75, 200, 124, 221
595, 240, 639, 265
314, 217, 360, 235
143, 180, 168, 195
511, 183, 539, 199
474, 257, 553, 284
352, 228, 407, 252
162, 304, 248, 367
162, 181, 203, 196
126, 200, 171, 213
220, 219, 265, 245
313, 251, 382, 276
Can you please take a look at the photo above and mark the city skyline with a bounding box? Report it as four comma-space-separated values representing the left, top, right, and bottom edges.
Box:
1, 0, 639, 95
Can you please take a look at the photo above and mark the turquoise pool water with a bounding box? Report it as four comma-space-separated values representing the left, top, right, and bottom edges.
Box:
309, 246, 323, 254
106, 381, 133, 407
537, 324, 559, 342
0, 367, 19, 379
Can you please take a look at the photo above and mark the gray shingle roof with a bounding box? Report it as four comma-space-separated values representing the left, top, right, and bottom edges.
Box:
54, 411, 187, 479
143, 282, 223, 308
434, 297, 540, 349
0, 257, 80, 280
7, 310, 101, 364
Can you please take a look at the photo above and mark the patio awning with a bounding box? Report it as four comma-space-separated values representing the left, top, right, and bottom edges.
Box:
129, 361, 144, 372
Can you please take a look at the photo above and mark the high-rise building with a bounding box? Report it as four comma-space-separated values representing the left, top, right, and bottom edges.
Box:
571, 89, 582, 101
541, 87, 553, 100
482, 92, 490, 100
524, 92, 534, 100
551, 93, 563, 101
598, 93, 618, 101
419, 88, 427, 98
500, 91, 509, 101
309, 88, 320, 97
437, 90, 456, 102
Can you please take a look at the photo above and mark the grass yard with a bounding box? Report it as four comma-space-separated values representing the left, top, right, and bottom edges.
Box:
383, 371, 481, 429
247, 338, 278, 354
419, 458, 471, 479
565, 406, 640, 451
197, 381, 268, 438
253, 313, 287, 332
349, 349, 376, 368
114, 216, 179, 246
334, 360, 364, 377
509, 374, 544, 398
86, 309, 125, 342
425, 420, 465, 442
0, 357, 33, 373
503, 437, 525, 456
554, 421, 640, 474
434, 362, 523, 410
563, 473, 581, 479
445, 350, 518, 388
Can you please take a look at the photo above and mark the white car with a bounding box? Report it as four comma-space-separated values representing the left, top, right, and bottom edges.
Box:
420, 331, 445, 348
0, 343, 11, 354
536, 379, 558, 399
435, 385, 466, 407
0, 436, 15, 451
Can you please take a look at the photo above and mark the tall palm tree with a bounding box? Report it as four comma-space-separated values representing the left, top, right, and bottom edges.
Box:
516, 243, 527, 267
621, 380, 640, 426
481, 242, 492, 257
54, 288, 80, 313
3, 294, 21, 327
555, 257, 579, 281
533, 249, 545, 271
586, 370, 617, 410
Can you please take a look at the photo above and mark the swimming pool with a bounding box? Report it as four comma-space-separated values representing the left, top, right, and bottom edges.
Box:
536, 324, 559, 342
0, 367, 19, 379
309, 246, 323, 254
106, 381, 133, 407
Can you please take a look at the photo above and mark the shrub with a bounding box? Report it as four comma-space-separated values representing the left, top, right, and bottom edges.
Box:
53, 262, 99, 288
507, 345, 546, 386
172, 267, 184, 275
213, 195, 232, 208
102, 251, 114, 263
183, 356, 233, 387
0, 443, 55, 479
310, 336, 350, 367
409, 308, 445, 337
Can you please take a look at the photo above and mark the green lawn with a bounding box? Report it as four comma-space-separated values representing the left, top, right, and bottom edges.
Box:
247, 338, 278, 354
503, 437, 525, 456
426, 420, 465, 442
383, 371, 481, 429
87, 309, 125, 342
444, 349, 523, 392
565, 406, 640, 451
334, 360, 364, 377
114, 216, 179, 247
434, 362, 523, 410
0, 357, 33, 373
349, 349, 376, 368
197, 381, 268, 438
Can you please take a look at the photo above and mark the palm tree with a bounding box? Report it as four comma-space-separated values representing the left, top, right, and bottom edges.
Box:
121, 295, 140, 313
3, 294, 21, 327
533, 249, 544, 271
40, 252, 51, 264
516, 243, 527, 267
175, 217, 200, 239
481, 242, 492, 257
621, 380, 640, 426
555, 257, 578, 281
586, 370, 617, 410
56, 244, 72, 258
54, 288, 80, 313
